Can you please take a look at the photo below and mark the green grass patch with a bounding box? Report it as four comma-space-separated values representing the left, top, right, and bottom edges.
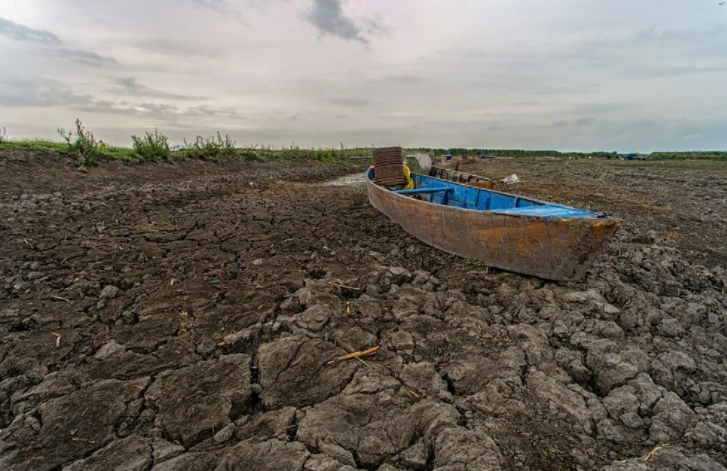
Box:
0, 121, 374, 166
98, 146, 143, 162
0, 139, 371, 165
0, 138, 141, 164
0, 139, 69, 152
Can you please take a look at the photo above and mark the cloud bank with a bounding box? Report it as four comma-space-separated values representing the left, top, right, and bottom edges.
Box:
0, 0, 725, 152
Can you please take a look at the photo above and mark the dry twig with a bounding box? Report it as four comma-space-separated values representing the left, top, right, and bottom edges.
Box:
50, 295, 72, 303
287, 256, 306, 267
71, 437, 96, 444
641, 444, 667, 463
52, 333, 62, 349
327, 282, 361, 291
327, 346, 380, 365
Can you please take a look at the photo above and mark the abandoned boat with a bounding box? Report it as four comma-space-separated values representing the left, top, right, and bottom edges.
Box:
366, 168, 620, 281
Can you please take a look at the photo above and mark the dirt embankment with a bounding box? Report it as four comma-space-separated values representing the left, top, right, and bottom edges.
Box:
0, 152, 725, 471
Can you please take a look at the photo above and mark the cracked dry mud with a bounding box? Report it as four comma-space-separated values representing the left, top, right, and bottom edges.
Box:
1, 151, 726, 471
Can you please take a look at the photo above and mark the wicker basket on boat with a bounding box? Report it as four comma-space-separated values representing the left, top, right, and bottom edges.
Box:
373, 147, 407, 186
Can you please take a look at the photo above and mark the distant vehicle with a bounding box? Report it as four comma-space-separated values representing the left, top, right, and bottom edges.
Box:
619, 153, 639, 160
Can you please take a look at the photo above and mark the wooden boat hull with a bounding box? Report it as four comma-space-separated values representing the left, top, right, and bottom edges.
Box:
366, 172, 620, 281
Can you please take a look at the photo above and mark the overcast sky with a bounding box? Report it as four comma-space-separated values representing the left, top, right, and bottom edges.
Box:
1, 0, 726, 152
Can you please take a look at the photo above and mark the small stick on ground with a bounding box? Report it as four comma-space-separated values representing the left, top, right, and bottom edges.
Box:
287, 256, 306, 267
327, 282, 361, 291
641, 444, 667, 463
71, 437, 96, 444
50, 295, 72, 303
327, 346, 380, 365
52, 333, 62, 349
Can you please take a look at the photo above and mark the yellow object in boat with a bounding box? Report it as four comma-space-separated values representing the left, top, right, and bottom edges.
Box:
402, 165, 415, 190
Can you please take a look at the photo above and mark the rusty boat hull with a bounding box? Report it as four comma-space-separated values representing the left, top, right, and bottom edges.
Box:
366, 169, 620, 281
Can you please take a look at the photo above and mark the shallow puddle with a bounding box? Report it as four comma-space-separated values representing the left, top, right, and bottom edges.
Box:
323, 172, 366, 187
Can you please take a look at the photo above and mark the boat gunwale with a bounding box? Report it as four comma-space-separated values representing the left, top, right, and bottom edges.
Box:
366, 169, 620, 223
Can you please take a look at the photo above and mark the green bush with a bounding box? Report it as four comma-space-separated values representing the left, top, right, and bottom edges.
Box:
131, 129, 171, 161
57, 119, 103, 165
182, 132, 236, 160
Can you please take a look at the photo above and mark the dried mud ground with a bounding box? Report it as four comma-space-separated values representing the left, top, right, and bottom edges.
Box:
1, 152, 726, 471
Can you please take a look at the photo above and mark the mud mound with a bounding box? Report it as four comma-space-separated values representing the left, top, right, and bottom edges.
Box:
0, 154, 725, 470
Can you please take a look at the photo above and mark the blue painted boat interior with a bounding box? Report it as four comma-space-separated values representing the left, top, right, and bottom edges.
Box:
368, 169, 601, 219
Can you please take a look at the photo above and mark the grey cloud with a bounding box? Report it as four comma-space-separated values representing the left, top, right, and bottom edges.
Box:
135, 38, 229, 58
193, 0, 233, 14
75, 99, 240, 120
573, 117, 597, 127
327, 98, 372, 107
1, 16, 117, 67
0, 16, 60, 45
567, 118, 727, 152
3, 2, 726, 152
55, 48, 117, 66
573, 103, 635, 115
0, 79, 44, 107
192, 0, 245, 22
361, 14, 390, 36
0, 82, 95, 109
382, 73, 422, 84
111, 77, 206, 101
562, 27, 727, 71
306, 0, 367, 43
458, 27, 726, 87
631, 27, 725, 45
552, 117, 597, 128
0, 78, 237, 120
624, 65, 726, 78
246, 0, 291, 10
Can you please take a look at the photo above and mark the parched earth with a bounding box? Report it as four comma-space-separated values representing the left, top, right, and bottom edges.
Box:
0, 151, 726, 471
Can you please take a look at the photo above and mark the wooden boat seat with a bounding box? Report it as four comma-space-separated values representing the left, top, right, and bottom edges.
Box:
492, 205, 598, 219
393, 187, 453, 195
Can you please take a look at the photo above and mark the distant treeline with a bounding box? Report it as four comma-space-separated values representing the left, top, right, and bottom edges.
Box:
415, 148, 727, 160
419, 148, 618, 158
649, 151, 727, 160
